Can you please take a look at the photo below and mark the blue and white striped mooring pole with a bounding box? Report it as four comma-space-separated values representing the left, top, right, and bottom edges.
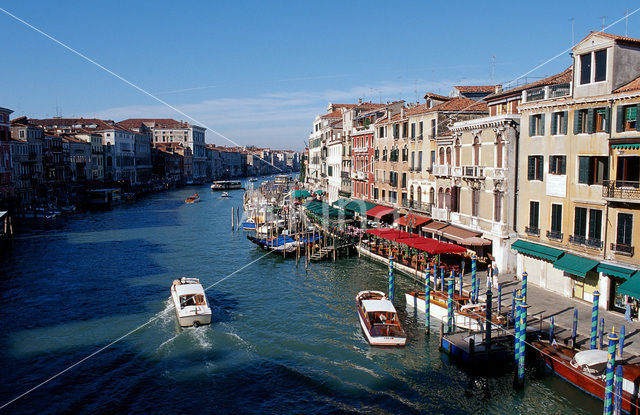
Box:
497, 283, 502, 316
619, 325, 626, 359
471, 254, 477, 303
440, 266, 445, 293
549, 316, 554, 344
572, 309, 578, 350
447, 272, 454, 333
511, 289, 516, 323
521, 271, 528, 303
591, 291, 600, 350
516, 298, 529, 388
459, 268, 463, 296
388, 255, 395, 302
603, 328, 619, 415
425, 266, 431, 333
614, 364, 623, 415
600, 317, 605, 350
514, 294, 523, 365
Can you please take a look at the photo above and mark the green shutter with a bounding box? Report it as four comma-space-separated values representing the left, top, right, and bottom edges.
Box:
636, 104, 640, 131
551, 113, 558, 135
616, 106, 625, 132
528, 156, 535, 180
538, 156, 544, 181
560, 156, 566, 175
541, 114, 546, 135
587, 108, 595, 133
574, 110, 581, 134
589, 210, 602, 240
529, 115, 534, 137
578, 157, 589, 184
604, 107, 611, 133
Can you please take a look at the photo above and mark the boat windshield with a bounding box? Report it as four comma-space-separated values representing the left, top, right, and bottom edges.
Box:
180, 294, 206, 308
369, 311, 397, 325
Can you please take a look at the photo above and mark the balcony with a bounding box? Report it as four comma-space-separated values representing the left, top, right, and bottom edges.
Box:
569, 235, 603, 249
602, 180, 640, 202
451, 166, 462, 177
611, 243, 634, 256
433, 164, 450, 177
351, 171, 366, 180
525, 226, 540, 236
341, 171, 350, 179
485, 167, 506, 180
546, 230, 563, 241
462, 165, 485, 179
401, 200, 433, 215
432, 207, 449, 221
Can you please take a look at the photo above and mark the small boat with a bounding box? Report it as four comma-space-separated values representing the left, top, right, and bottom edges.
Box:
185, 194, 200, 203
405, 290, 485, 331
60, 204, 76, 214
211, 180, 243, 191
249, 177, 258, 182
170, 277, 212, 327
356, 290, 406, 346
221, 192, 231, 198
532, 341, 640, 413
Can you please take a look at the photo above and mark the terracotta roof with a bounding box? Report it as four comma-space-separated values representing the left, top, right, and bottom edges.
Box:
586, 31, 640, 46
423, 92, 450, 101
119, 118, 191, 129
320, 110, 342, 119
614, 76, 640, 93
406, 97, 488, 116
486, 67, 573, 101
454, 85, 499, 93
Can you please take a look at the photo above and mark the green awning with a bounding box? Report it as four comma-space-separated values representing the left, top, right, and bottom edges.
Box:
597, 262, 638, 280
617, 272, 640, 298
314, 189, 325, 195
292, 189, 311, 198
332, 198, 351, 208
553, 253, 599, 278
344, 200, 377, 215
611, 143, 640, 150
511, 240, 564, 262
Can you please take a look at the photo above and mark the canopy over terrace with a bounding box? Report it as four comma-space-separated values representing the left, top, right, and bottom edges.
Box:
366, 229, 466, 255
292, 189, 311, 198
344, 200, 377, 216
303, 200, 353, 219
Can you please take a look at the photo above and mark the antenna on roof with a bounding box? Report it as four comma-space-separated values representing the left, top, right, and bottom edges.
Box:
601, 16, 606, 31
490, 56, 495, 81
625, 9, 629, 36
569, 17, 575, 46
414, 79, 418, 103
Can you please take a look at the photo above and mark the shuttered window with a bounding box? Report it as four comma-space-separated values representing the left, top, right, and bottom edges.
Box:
595, 49, 607, 82
551, 111, 568, 135
494, 192, 502, 222
549, 155, 566, 175
588, 209, 602, 241
578, 156, 608, 185
574, 207, 587, 238
551, 204, 562, 232
528, 155, 543, 180
529, 201, 539, 229
617, 213, 633, 245
580, 53, 591, 85
472, 189, 479, 217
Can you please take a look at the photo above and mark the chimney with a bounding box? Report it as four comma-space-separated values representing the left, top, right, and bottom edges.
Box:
495, 85, 503, 94
401, 107, 405, 118
358, 98, 363, 104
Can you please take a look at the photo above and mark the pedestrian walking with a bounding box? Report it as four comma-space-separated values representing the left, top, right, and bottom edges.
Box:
626, 296, 633, 322
492, 262, 499, 289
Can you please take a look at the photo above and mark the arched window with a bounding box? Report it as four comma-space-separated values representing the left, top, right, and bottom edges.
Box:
445, 188, 452, 210
439, 147, 445, 164
446, 147, 452, 165
455, 139, 461, 167
429, 187, 435, 205
410, 185, 414, 202
438, 187, 444, 208
417, 186, 422, 205
473, 136, 481, 166
496, 136, 503, 168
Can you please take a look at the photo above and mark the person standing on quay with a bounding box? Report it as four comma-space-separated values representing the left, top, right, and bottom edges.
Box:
626, 296, 633, 323
492, 262, 499, 290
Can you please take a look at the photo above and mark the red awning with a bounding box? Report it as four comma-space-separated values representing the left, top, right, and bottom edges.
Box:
366, 205, 396, 219
396, 236, 439, 252
366, 228, 412, 241
395, 214, 431, 227
431, 241, 467, 254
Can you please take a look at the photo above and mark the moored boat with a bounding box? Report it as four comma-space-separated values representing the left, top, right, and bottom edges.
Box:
170, 277, 212, 327
211, 180, 243, 191
405, 290, 484, 331
185, 193, 200, 203
356, 290, 406, 346
532, 341, 640, 413
249, 177, 258, 182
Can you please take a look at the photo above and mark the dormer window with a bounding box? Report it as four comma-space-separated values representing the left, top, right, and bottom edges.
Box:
580, 49, 607, 85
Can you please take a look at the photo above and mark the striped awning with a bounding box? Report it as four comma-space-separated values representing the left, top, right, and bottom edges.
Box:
611, 143, 640, 150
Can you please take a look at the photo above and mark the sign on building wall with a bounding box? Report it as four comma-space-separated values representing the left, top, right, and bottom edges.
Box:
546, 174, 566, 197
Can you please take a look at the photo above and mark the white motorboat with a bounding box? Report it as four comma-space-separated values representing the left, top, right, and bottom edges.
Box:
221, 192, 231, 198
405, 290, 484, 331
170, 277, 212, 327
356, 290, 406, 346
211, 180, 243, 190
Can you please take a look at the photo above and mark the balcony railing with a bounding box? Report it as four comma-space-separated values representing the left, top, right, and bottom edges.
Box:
451, 166, 462, 177
463, 165, 485, 179
401, 200, 433, 215
569, 235, 603, 249
432, 207, 449, 221
611, 243, 634, 256
525, 226, 540, 236
546, 230, 563, 241
602, 180, 640, 201
525, 87, 545, 102
433, 165, 450, 177
549, 83, 571, 98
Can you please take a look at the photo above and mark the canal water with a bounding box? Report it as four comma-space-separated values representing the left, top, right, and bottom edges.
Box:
0, 182, 600, 414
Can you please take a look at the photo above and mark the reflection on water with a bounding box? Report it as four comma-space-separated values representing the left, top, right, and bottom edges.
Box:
0, 184, 600, 414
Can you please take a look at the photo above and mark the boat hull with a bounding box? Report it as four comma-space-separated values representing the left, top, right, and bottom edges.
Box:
170, 280, 212, 328
405, 292, 483, 331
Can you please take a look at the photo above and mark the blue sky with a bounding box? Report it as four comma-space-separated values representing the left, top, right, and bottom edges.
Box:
1, 1, 638, 151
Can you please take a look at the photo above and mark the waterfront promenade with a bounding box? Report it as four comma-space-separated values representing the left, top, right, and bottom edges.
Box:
467, 270, 640, 361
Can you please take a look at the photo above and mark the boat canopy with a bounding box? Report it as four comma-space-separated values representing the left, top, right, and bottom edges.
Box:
175, 283, 206, 297
574, 349, 608, 367
361, 299, 397, 313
